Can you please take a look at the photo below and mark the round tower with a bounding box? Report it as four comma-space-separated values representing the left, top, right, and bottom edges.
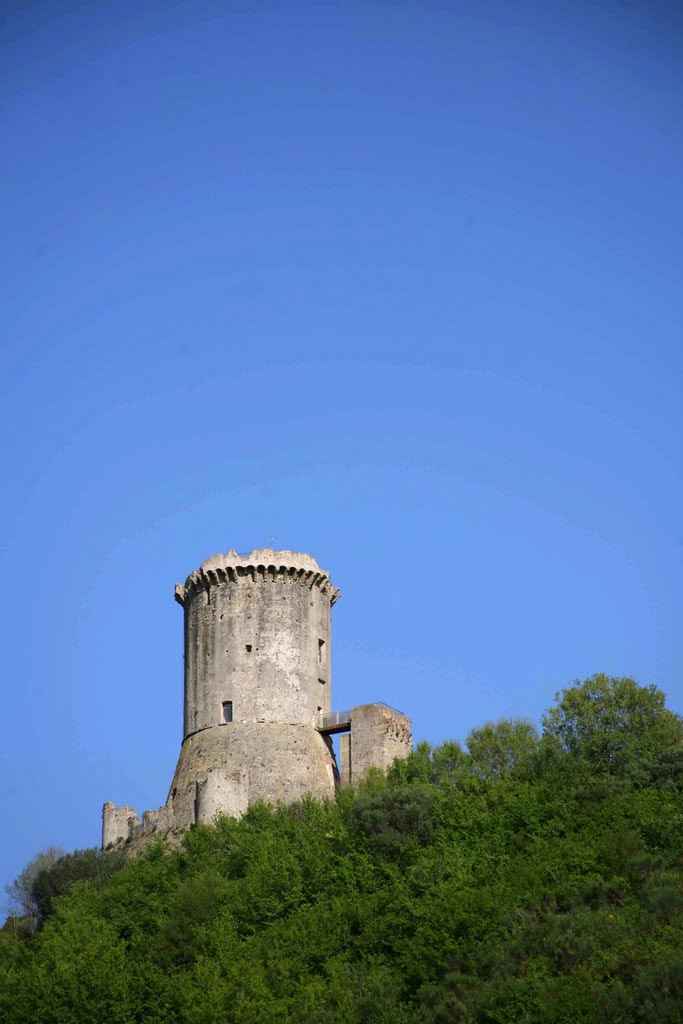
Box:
166, 548, 340, 824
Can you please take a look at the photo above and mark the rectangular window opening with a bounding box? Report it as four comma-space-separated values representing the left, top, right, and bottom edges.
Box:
221, 701, 233, 724
245, 644, 252, 653
318, 639, 325, 662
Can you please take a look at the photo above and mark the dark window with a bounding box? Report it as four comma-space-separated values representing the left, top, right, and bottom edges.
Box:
245, 644, 252, 653
318, 639, 325, 662
221, 701, 233, 723
318, 678, 326, 686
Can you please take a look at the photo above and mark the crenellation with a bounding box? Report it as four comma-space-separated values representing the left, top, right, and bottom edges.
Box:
175, 551, 341, 609
102, 803, 140, 847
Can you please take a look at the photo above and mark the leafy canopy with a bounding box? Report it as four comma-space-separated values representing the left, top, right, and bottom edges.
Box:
542, 673, 683, 775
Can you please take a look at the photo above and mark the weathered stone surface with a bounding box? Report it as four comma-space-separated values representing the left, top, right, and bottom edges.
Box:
339, 733, 352, 789
167, 722, 337, 825
102, 802, 139, 848
195, 769, 248, 824
345, 704, 413, 784
178, 552, 336, 738
138, 806, 175, 834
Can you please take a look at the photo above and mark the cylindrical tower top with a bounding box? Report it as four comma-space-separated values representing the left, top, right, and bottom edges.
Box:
174, 548, 340, 606
175, 548, 340, 741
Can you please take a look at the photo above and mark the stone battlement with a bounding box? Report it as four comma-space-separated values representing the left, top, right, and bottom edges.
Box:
175, 548, 340, 605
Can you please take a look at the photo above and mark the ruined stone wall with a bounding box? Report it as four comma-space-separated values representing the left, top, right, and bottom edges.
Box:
102, 803, 175, 846
139, 806, 175, 833
102, 803, 140, 848
339, 704, 413, 785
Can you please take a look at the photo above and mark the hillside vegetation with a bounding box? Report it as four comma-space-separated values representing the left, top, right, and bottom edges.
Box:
2, 675, 682, 1024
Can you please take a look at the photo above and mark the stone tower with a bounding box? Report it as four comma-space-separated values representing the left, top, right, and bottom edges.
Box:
102, 548, 412, 847
168, 548, 339, 824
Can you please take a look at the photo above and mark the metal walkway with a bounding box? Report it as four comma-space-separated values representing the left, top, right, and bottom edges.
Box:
315, 709, 352, 734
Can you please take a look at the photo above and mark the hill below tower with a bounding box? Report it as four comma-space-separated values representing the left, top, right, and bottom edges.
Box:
3, 674, 682, 1023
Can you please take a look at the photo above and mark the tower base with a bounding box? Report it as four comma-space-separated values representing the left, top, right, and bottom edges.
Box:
166, 722, 338, 826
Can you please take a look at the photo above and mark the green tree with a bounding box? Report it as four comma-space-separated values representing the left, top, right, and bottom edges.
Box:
4, 846, 64, 933
542, 674, 683, 776
15, 887, 138, 1024
352, 786, 438, 862
32, 847, 126, 925
466, 717, 539, 779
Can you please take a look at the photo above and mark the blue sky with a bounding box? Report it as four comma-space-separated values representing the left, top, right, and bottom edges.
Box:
2, 0, 681, 900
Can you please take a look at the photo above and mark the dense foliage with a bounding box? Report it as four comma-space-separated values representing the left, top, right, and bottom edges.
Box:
2, 675, 682, 1023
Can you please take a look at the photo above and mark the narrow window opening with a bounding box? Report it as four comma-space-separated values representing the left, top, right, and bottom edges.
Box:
318, 678, 326, 686
318, 639, 325, 662
245, 644, 252, 653
221, 701, 233, 723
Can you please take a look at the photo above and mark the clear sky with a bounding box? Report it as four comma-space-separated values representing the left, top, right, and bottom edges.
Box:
2, 0, 681, 902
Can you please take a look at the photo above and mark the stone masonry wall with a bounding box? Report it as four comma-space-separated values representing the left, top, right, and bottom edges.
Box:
339, 704, 413, 785
102, 803, 140, 848
166, 721, 338, 825
196, 769, 249, 824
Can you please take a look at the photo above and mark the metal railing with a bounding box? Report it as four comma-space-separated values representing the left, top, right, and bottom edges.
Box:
372, 701, 408, 717
316, 709, 352, 731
